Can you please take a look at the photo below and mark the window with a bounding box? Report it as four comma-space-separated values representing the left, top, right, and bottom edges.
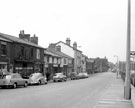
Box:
36, 49, 40, 59
21, 46, 24, 56
64, 58, 67, 64
1, 44, 7, 55
47, 56, 49, 62
31, 48, 33, 58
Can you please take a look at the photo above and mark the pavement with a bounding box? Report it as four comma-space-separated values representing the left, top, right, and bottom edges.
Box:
93, 74, 133, 108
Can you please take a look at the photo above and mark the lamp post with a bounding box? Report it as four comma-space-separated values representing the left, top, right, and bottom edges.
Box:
124, 0, 131, 100
114, 55, 119, 78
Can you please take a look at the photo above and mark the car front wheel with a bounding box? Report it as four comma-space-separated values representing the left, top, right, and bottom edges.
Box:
24, 82, 28, 87
13, 83, 17, 89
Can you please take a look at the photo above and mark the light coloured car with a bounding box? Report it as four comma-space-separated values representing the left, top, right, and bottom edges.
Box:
53, 73, 67, 82
0, 73, 28, 89
29, 73, 47, 85
78, 72, 89, 79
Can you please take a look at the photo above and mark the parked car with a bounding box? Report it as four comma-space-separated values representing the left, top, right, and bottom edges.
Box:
112, 68, 117, 73
70, 72, 79, 80
53, 73, 67, 82
130, 72, 135, 86
78, 72, 89, 79
29, 73, 47, 85
0, 73, 28, 89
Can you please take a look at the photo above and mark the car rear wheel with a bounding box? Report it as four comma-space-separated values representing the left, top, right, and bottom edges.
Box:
24, 82, 28, 87
13, 83, 17, 89
38, 80, 41, 85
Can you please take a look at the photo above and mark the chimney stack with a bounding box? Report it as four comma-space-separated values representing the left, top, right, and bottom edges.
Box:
73, 42, 77, 49
30, 34, 38, 45
48, 43, 56, 51
66, 38, 71, 46
19, 30, 30, 41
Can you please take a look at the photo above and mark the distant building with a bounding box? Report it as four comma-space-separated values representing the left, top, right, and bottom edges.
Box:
86, 58, 95, 74
94, 57, 109, 72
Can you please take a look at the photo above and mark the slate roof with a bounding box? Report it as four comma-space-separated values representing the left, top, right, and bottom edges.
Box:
0, 32, 44, 49
87, 58, 95, 63
56, 41, 82, 52
47, 48, 73, 59
0, 36, 12, 42
44, 49, 61, 58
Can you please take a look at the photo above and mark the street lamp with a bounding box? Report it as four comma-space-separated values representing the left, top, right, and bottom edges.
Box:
124, 0, 131, 100
114, 55, 119, 78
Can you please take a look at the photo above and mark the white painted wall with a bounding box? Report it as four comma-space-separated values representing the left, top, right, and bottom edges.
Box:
56, 42, 74, 58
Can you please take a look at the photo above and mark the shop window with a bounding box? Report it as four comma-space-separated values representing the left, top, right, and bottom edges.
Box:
23, 63, 27, 67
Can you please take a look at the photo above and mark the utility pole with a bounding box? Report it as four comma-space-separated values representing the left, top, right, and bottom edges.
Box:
124, 0, 131, 100
114, 55, 119, 78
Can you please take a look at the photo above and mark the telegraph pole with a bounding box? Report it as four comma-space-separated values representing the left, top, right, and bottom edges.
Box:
124, 0, 131, 100
114, 55, 119, 78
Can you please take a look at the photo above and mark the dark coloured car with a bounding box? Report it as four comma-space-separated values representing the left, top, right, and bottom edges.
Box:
130, 72, 135, 86
70, 72, 79, 80
0, 73, 28, 89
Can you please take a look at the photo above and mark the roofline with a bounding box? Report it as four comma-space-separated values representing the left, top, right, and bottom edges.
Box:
56, 41, 82, 52
0, 37, 12, 42
0, 32, 44, 49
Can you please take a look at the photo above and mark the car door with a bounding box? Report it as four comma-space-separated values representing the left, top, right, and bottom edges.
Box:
17, 74, 24, 85
11, 75, 18, 84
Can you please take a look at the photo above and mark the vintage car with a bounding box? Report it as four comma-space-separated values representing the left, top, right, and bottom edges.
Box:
78, 72, 89, 79
53, 73, 67, 82
29, 73, 47, 85
0, 73, 28, 89
70, 72, 79, 80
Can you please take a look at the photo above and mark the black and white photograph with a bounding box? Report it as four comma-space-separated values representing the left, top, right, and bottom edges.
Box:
0, 0, 134, 108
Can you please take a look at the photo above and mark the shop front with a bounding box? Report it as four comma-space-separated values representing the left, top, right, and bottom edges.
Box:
14, 60, 34, 78
0, 62, 8, 74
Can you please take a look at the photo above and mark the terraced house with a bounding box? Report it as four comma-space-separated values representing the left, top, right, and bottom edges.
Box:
0, 31, 44, 78
47, 44, 74, 77
55, 38, 82, 74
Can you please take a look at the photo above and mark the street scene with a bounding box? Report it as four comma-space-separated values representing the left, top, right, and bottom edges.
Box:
0, 0, 135, 108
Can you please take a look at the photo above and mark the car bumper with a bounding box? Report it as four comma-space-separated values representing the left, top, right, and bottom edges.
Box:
53, 78, 62, 81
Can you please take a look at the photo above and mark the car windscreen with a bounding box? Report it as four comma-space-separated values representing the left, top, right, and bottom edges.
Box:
55, 73, 62, 76
5, 75, 12, 79
0, 75, 11, 79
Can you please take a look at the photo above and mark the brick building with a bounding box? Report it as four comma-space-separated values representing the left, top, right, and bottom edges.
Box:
0, 31, 44, 78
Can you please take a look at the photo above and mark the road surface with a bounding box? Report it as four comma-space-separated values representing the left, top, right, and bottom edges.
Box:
0, 72, 113, 108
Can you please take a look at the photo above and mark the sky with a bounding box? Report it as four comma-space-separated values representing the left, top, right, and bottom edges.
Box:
0, 0, 135, 63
